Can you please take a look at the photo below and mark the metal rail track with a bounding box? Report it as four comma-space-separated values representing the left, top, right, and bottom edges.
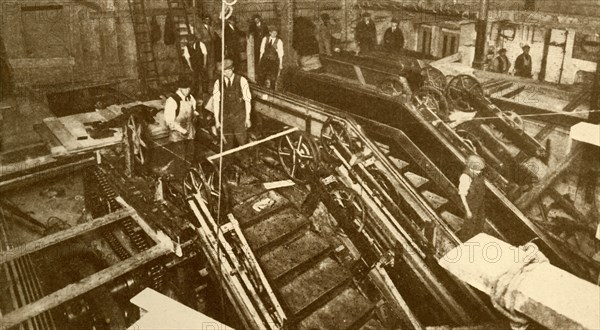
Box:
83, 167, 165, 290
282, 70, 597, 281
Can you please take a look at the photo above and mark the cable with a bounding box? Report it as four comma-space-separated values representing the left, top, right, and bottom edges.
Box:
216, 0, 228, 316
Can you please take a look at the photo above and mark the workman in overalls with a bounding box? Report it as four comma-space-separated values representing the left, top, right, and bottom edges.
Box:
258, 25, 284, 89
458, 155, 487, 241
212, 59, 252, 152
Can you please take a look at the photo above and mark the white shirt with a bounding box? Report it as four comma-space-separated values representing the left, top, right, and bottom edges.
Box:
212, 74, 252, 110
164, 90, 197, 139
458, 173, 472, 197
182, 41, 207, 71
259, 37, 284, 62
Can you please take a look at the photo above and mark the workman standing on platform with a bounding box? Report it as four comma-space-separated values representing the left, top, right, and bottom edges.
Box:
491, 48, 511, 74
514, 45, 533, 78
458, 155, 487, 240
259, 25, 284, 89
212, 59, 252, 151
164, 76, 198, 174
383, 18, 404, 52
355, 12, 377, 53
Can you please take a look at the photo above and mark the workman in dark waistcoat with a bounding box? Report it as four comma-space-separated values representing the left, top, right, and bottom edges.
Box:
162, 76, 198, 177
458, 155, 487, 241
259, 25, 284, 89
212, 59, 252, 152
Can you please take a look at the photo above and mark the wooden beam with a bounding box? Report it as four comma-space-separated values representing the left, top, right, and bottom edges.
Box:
0, 208, 134, 264
207, 127, 298, 161
0, 243, 171, 329
115, 197, 162, 245
0, 156, 95, 193
515, 145, 583, 209
439, 234, 600, 330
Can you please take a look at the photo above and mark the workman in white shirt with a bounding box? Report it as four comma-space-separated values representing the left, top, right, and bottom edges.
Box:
258, 26, 284, 89
458, 154, 487, 241
163, 76, 198, 175
212, 59, 252, 152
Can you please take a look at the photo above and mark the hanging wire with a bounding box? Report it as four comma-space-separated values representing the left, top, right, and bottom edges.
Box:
216, 0, 229, 316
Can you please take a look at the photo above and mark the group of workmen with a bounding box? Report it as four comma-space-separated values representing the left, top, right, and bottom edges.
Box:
355, 12, 405, 54
160, 13, 489, 241
180, 14, 284, 97
485, 44, 533, 78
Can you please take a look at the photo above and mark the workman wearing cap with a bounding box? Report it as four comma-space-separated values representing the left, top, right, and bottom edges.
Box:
355, 12, 377, 53
163, 76, 198, 175
491, 48, 510, 74
259, 25, 284, 89
514, 45, 533, 78
212, 59, 252, 151
458, 155, 487, 240
383, 18, 404, 52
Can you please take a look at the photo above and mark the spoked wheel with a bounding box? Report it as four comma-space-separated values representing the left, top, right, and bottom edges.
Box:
420, 66, 447, 91
445, 74, 484, 112
412, 86, 450, 120
370, 169, 400, 204
378, 78, 407, 97
456, 129, 483, 154
320, 118, 363, 160
278, 131, 319, 183
331, 187, 366, 226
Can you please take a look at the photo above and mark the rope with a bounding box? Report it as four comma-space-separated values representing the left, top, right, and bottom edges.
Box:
216, 0, 229, 316
490, 242, 549, 328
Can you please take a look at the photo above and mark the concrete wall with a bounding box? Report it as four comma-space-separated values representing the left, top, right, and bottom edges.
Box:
0, 0, 138, 88
350, 3, 599, 85
480, 10, 599, 84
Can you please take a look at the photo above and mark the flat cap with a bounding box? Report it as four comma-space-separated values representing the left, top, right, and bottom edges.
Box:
216, 59, 234, 71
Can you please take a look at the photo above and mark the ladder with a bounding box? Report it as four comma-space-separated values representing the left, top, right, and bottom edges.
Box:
166, 0, 194, 72
127, 0, 160, 93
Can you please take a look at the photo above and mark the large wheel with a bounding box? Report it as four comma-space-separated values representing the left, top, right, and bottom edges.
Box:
278, 131, 319, 183
445, 74, 484, 112
331, 187, 366, 226
412, 86, 450, 120
420, 66, 447, 91
456, 129, 483, 155
370, 168, 400, 204
378, 78, 407, 97
320, 118, 363, 160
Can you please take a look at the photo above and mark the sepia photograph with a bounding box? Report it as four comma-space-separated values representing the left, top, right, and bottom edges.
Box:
0, 0, 599, 329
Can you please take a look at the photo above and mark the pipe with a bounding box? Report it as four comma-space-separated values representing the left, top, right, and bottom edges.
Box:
472, 0, 489, 69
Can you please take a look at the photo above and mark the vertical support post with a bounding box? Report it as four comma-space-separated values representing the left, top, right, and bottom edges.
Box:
590, 60, 600, 124
472, 0, 489, 69
123, 122, 132, 177
280, 0, 295, 68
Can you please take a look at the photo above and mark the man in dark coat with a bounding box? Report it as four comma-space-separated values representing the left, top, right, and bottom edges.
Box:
354, 12, 377, 53
383, 18, 404, 53
224, 16, 243, 67
514, 45, 533, 78
249, 14, 269, 68
491, 48, 511, 74
458, 155, 487, 241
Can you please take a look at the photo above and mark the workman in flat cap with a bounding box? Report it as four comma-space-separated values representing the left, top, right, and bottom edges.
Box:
514, 45, 533, 78
458, 155, 487, 240
355, 12, 377, 53
259, 25, 284, 89
383, 18, 404, 53
212, 59, 252, 151
163, 76, 198, 175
